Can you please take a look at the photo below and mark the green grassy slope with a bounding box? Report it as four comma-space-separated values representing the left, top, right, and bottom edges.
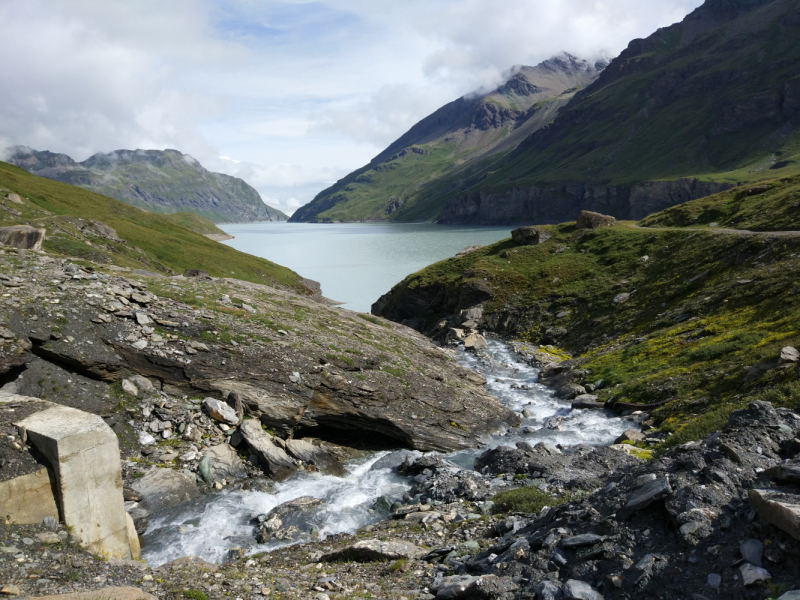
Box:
162, 212, 230, 236
461, 0, 800, 195
0, 162, 308, 293
639, 174, 800, 230
374, 174, 800, 451
7, 147, 288, 224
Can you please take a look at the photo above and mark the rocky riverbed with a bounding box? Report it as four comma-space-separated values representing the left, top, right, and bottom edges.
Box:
3, 401, 799, 599
2, 246, 800, 600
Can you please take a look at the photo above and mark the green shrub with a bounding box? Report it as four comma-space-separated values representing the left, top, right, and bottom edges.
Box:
182, 590, 208, 600
491, 486, 562, 514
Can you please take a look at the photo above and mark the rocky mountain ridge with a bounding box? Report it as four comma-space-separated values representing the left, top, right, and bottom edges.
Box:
290, 54, 606, 223
431, 0, 800, 224
294, 0, 800, 226
5, 147, 287, 224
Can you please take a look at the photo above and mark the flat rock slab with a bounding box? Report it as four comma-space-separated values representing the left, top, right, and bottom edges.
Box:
749, 488, 800, 540
321, 539, 423, 562
0, 468, 59, 524
17, 403, 132, 559
562, 533, 605, 548
740, 538, 764, 567
625, 477, 672, 512
765, 459, 800, 484
28, 586, 157, 600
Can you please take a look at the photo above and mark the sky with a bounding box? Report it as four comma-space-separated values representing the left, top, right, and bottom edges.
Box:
0, 0, 704, 215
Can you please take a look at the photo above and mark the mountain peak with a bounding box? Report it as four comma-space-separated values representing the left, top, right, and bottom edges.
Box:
290, 53, 605, 223
5, 146, 287, 223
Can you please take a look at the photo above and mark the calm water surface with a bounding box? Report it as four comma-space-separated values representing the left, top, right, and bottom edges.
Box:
219, 222, 512, 312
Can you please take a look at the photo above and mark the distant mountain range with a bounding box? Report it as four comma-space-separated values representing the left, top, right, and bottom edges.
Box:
290, 53, 607, 223
5, 147, 287, 224
293, 0, 800, 225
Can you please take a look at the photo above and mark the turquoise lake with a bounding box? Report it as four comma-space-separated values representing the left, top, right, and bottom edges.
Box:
219, 222, 513, 312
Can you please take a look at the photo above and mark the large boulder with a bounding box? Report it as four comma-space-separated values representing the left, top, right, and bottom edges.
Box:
284, 438, 345, 476
80, 220, 121, 241
463, 333, 488, 351
17, 403, 134, 559
198, 443, 247, 485
576, 210, 616, 229
511, 226, 551, 246
239, 420, 298, 481
130, 467, 200, 531
0, 225, 45, 250
202, 397, 240, 426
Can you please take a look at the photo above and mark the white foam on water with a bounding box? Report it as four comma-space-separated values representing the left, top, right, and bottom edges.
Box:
141, 338, 632, 566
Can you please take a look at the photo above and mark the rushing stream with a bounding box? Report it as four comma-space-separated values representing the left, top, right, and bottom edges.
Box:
141, 339, 631, 566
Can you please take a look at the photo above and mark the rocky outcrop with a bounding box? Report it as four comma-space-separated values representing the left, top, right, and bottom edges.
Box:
576, 210, 616, 229
511, 227, 551, 246
437, 178, 734, 225
0, 225, 46, 250
0, 252, 517, 454
16, 402, 135, 559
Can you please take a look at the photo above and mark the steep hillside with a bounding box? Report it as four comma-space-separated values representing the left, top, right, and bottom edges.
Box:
432, 0, 800, 224
290, 54, 605, 223
0, 161, 307, 293
6, 147, 288, 224
373, 174, 800, 451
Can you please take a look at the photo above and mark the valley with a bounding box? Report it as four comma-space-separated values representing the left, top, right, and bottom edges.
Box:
2, 1, 800, 600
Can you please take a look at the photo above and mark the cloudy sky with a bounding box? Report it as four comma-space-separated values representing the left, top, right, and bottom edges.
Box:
0, 0, 703, 215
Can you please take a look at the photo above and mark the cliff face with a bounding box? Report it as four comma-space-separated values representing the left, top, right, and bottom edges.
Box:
289, 54, 606, 223
437, 178, 734, 225
5, 147, 288, 224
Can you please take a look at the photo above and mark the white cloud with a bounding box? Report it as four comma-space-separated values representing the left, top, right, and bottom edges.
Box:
1, 0, 704, 208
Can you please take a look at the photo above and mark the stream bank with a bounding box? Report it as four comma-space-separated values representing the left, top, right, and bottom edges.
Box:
139, 339, 631, 567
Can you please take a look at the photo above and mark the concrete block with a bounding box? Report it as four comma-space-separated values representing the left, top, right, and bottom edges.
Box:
17, 405, 132, 559
0, 468, 59, 524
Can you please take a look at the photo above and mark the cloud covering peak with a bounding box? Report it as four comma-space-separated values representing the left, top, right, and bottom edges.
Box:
1, 0, 703, 214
